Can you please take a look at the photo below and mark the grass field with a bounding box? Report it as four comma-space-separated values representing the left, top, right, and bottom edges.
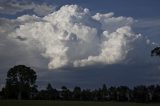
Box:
0, 101, 160, 106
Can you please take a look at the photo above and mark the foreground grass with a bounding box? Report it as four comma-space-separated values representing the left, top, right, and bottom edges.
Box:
0, 100, 160, 106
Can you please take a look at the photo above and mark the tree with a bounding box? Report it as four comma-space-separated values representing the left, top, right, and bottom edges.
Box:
116, 86, 130, 101
101, 84, 109, 101
152, 85, 160, 102
4, 65, 37, 99
133, 85, 149, 102
81, 89, 93, 101
151, 47, 160, 56
95, 84, 109, 101
46, 83, 54, 100
45, 83, 59, 100
61, 86, 72, 100
73, 86, 81, 100
109, 86, 117, 101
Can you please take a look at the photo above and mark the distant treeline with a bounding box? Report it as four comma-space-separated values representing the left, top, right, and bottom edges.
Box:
1, 83, 160, 103
0, 65, 160, 103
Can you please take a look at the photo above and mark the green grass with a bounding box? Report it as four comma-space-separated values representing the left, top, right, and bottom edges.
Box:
0, 100, 160, 106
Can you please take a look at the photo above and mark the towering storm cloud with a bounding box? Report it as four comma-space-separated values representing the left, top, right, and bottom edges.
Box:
9, 5, 152, 69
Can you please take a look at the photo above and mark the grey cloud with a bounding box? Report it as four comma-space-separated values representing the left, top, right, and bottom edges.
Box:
0, 0, 56, 16
16, 36, 27, 41
36, 63, 160, 89
134, 18, 160, 28
0, 16, 40, 62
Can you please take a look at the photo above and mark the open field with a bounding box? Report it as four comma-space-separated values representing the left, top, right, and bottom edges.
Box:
0, 101, 160, 106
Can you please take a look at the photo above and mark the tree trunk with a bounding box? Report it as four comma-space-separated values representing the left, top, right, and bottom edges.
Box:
18, 91, 22, 100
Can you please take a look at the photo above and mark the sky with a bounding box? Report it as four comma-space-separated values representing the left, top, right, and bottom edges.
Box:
0, 0, 160, 89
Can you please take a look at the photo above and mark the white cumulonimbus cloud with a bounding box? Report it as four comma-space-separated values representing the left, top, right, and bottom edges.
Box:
9, 5, 151, 69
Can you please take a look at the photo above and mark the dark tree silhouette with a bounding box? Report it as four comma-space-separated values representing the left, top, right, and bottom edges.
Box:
46, 83, 54, 100
152, 85, 160, 102
101, 84, 109, 101
61, 86, 72, 100
116, 86, 130, 101
3, 65, 37, 99
109, 86, 117, 101
151, 47, 160, 56
133, 85, 149, 102
46, 83, 59, 100
73, 86, 81, 100
81, 89, 93, 101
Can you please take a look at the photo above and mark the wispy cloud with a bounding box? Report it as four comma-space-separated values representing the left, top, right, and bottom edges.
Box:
134, 18, 160, 28
133, 18, 160, 43
0, 0, 56, 16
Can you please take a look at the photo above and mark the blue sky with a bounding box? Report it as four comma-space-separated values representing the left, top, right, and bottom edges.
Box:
52, 0, 160, 18
1, 0, 160, 18
0, 0, 160, 89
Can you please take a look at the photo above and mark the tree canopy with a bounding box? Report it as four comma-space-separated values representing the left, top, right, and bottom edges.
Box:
151, 47, 160, 56
4, 65, 37, 99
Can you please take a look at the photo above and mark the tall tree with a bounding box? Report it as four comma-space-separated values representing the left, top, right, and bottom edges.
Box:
101, 84, 109, 101
61, 86, 71, 100
133, 85, 149, 102
45, 83, 59, 100
73, 86, 81, 100
4, 65, 37, 99
116, 86, 130, 101
109, 86, 117, 101
46, 83, 54, 100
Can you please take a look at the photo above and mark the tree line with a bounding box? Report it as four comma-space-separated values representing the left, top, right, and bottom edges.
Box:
0, 47, 160, 102
33, 84, 160, 103
0, 65, 160, 103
